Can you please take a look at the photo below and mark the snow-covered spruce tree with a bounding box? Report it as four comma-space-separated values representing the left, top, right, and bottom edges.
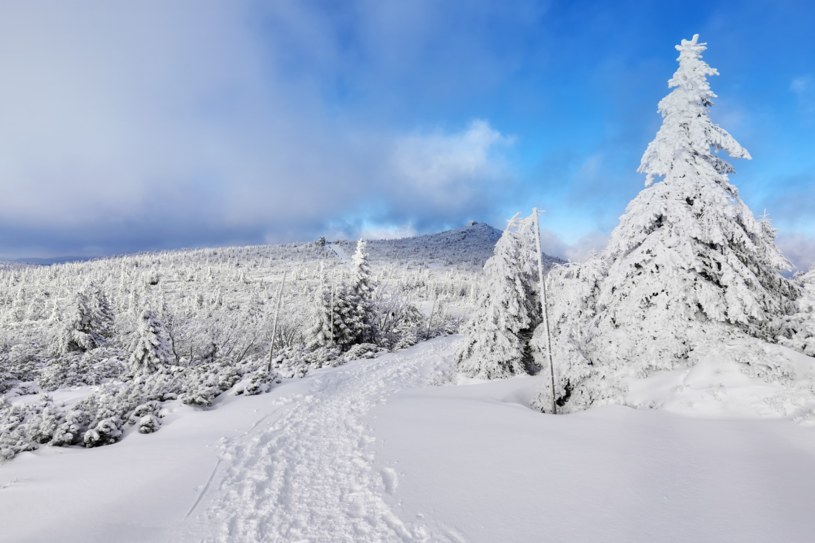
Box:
347, 239, 375, 344
535, 34, 799, 412
129, 310, 173, 374
59, 285, 114, 354
329, 286, 361, 350
88, 284, 115, 343
306, 264, 335, 350
457, 214, 542, 379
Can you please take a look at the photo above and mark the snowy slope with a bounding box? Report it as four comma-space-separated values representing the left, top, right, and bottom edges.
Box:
2, 337, 814, 543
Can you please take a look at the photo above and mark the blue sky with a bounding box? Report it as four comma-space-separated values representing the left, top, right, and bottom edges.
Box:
1, 0, 813, 268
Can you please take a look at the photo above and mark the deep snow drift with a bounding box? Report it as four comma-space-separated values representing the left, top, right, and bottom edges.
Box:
1, 337, 814, 543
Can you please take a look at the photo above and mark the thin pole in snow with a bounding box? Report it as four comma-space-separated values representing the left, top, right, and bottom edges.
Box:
533, 208, 557, 414
329, 278, 335, 343
267, 271, 287, 375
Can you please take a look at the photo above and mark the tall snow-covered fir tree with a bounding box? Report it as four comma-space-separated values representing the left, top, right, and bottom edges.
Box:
129, 309, 174, 374
306, 264, 335, 350
346, 239, 375, 344
457, 214, 542, 379
535, 34, 800, 412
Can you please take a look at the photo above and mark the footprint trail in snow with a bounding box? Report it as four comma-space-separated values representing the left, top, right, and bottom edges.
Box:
181, 338, 458, 543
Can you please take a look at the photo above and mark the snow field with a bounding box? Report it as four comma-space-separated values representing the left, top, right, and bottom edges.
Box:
2, 337, 815, 543
375, 371, 815, 543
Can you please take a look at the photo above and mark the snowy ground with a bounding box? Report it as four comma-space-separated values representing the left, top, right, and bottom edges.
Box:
1, 337, 814, 543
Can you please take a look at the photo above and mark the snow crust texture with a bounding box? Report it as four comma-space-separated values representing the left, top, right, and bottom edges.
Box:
182, 339, 458, 543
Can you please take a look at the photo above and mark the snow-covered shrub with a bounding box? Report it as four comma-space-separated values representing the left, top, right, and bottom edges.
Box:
180, 363, 242, 407
83, 416, 124, 447
52, 406, 94, 447
0, 400, 38, 460
234, 369, 279, 396
38, 348, 126, 391
28, 397, 64, 444
138, 414, 161, 434
271, 349, 314, 380
370, 292, 425, 350
342, 343, 384, 362
128, 401, 162, 425
129, 400, 164, 434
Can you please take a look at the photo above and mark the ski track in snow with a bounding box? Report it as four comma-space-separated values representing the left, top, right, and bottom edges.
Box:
182, 339, 459, 543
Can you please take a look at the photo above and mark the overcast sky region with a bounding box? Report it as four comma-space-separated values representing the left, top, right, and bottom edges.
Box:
1, 0, 813, 268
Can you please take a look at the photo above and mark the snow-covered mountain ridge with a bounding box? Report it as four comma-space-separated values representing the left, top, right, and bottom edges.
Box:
332, 221, 563, 270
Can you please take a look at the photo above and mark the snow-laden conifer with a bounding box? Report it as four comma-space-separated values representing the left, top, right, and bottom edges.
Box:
457, 214, 541, 379
59, 285, 114, 354
306, 264, 335, 350
348, 239, 374, 344
599, 34, 797, 357
536, 34, 800, 412
129, 310, 173, 374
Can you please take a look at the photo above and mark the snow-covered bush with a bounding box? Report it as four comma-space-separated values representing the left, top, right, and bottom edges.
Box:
83, 416, 124, 447
234, 368, 280, 397
0, 399, 39, 460
370, 292, 426, 350
38, 348, 126, 391
52, 405, 94, 447
180, 363, 242, 407
343, 343, 384, 361
0, 396, 69, 459
138, 414, 161, 434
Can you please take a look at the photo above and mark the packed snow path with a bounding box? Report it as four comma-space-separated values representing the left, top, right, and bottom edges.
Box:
180, 338, 458, 543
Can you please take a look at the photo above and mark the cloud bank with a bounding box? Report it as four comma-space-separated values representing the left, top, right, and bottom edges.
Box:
0, 0, 531, 257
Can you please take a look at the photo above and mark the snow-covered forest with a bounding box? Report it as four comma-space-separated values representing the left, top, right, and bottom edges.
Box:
2, 32, 815, 543
2, 222, 565, 460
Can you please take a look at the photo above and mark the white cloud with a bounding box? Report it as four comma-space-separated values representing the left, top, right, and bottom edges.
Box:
0, 1, 520, 256
564, 231, 610, 262
389, 120, 515, 213
777, 233, 815, 272
359, 224, 419, 241
537, 228, 609, 262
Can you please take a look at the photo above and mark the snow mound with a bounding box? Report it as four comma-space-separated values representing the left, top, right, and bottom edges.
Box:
627, 337, 815, 423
